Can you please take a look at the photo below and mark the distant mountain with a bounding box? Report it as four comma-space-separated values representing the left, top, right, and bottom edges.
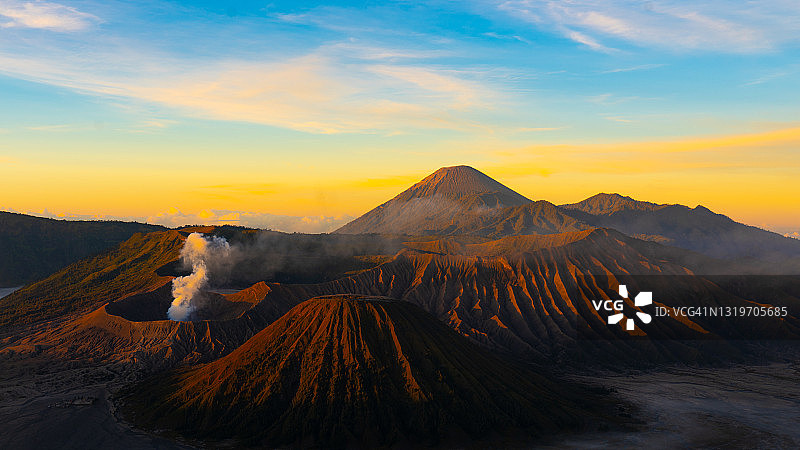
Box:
0, 211, 164, 286
560, 193, 800, 263
336, 165, 536, 235
337, 168, 800, 265
561, 193, 660, 215
124, 295, 617, 447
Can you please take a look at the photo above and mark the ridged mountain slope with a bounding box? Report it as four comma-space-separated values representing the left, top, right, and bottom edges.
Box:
561, 193, 800, 263
125, 295, 616, 447
13, 229, 799, 373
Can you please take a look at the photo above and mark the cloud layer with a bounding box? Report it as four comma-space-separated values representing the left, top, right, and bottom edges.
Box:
0, 0, 99, 31
0, 206, 352, 233
146, 208, 352, 233
496, 0, 800, 52
0, 37, 494, 134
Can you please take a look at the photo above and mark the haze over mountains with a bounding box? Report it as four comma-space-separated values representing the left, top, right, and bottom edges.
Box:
2, 165, 799, 448
337, 165, 800, 266
561, 193, 800, 262
6, 211, 797, 374
3, 166, 799, 346
2, 165, 797, 290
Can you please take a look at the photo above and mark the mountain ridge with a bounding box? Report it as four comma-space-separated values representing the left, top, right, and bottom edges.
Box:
123, 295, 620, 447
560, 195, 800, 262
0, 211, 164, 286
336, 166, 800, 264
560, 193, 662, 215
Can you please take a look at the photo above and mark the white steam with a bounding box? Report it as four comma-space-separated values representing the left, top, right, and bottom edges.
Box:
168, 232, 231, 321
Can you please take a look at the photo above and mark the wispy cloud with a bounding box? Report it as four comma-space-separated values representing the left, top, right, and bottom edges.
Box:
515, 126, 565, 132
586, 93, 656, 106
138, 119, 175, 129
495, 0, 800, 52
0, 0, 99, 31
601, 64, 666, 74
192, 183, 279, 199
565, 29, 617, 53
0, 42, 496, 134
742, 71, 790, 86
147, 207, 352, 233
487, 125, 800, 176
367, 64, 484, 110
25, 123, 84, 132
483, 31, 531, 44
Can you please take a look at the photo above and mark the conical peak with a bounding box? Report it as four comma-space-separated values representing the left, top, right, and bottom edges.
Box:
396, 165, 531, 205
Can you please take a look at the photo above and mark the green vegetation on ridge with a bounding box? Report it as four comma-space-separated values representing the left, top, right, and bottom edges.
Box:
0, 230, 183, 333
0, 211, 164, 286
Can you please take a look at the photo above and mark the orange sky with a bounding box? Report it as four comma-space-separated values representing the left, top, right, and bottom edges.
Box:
2, 0, 800, 234
2, 126, 798, 233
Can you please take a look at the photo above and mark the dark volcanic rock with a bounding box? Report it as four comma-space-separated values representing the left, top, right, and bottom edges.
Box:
124, 295, 618, 447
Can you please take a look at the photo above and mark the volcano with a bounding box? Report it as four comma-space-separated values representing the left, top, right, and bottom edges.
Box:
383, 165, 531, 206
5, 179, 800, 450
336, 165, 550, 235
124, 295, 617, 447
337, 166, 800, 265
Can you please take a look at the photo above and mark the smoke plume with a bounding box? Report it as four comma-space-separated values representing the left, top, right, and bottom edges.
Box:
165, 230, 401, 320
168, 232, 231, 321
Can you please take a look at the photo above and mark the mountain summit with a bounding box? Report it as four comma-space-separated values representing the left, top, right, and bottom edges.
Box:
393, 165, 531, 206
336, 165, 545, 235
561, 193, 660, 215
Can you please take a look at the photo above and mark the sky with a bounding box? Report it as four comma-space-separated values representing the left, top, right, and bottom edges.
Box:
0, 0, 799, 234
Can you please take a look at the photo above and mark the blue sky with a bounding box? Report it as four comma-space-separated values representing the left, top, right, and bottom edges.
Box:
0, 0, 799, 233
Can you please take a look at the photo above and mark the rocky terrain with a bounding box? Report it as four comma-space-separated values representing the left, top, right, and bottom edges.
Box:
2, 165, 799, 448
123, 295, 625, 448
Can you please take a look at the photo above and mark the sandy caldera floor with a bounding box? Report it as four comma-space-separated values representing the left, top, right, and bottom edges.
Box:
0, 355, 192, 450
2, 351, 799, 449
544, 363, 800, 449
